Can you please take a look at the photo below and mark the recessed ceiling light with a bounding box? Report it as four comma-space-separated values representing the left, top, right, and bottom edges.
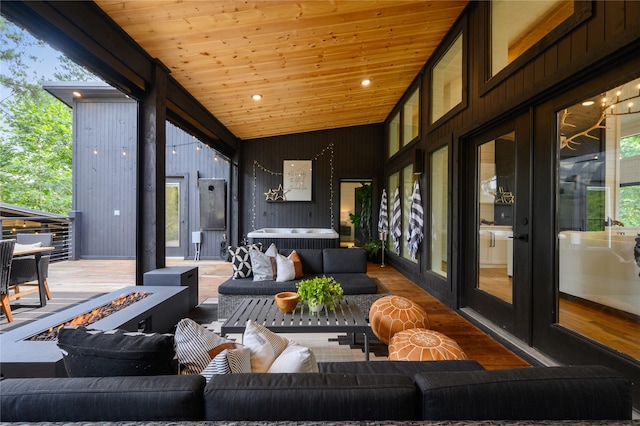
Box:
582, 100, 595, 106
252, 94, 262, 100
72, 91, 82, 98
361, 79, 371, 86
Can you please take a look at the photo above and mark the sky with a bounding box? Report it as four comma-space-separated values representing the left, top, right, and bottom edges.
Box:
0, 19, 89, 103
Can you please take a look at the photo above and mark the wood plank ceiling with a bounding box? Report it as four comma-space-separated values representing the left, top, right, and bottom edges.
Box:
95, 1, 468, 140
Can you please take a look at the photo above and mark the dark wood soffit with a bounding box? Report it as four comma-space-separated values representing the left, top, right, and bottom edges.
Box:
1, 1, 238, 156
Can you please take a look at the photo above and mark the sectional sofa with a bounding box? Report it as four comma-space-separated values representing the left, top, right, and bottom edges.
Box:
218, 247, 389, 318
0, 361, 632, 422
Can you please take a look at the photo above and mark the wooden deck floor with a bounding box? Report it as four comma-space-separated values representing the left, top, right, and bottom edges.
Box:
1, 258, 529, 370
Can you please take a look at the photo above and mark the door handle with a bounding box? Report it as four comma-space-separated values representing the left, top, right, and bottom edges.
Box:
509, 234, 529, 242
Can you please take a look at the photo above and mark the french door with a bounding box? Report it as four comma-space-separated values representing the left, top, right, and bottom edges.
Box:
462, 113, 532, 341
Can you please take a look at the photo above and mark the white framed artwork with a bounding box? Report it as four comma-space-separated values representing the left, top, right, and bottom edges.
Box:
283, 160, 312, 201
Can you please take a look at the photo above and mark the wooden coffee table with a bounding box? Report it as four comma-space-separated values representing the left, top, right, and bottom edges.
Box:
221, 298, 372, 360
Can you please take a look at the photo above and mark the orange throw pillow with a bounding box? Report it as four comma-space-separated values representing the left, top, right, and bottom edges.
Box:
288, 250, 304, 279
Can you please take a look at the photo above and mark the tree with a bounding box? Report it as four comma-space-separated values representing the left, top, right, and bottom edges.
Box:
0, 17, 97, 214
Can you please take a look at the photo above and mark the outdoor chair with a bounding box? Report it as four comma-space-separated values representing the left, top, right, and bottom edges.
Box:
9, 233, 53, 301
0, 239, 16, 322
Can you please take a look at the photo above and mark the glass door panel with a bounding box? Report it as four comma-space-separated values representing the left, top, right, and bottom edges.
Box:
477, 134, 515, 303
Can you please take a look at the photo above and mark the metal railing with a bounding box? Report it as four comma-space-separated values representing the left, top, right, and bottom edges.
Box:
1, 215, 73, 262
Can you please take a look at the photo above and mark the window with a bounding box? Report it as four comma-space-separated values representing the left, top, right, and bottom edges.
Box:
432, 34, 463, 123
388, 112, 400, 158
491, 0, 573, 77
403, 88, 420, 146
556, 75, 640, 361
430, 145, 448, 277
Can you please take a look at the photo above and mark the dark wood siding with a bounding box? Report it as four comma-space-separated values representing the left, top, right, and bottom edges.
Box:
74, 100, 138, 259
240, 124, 384, 238
74, 98, 230, 259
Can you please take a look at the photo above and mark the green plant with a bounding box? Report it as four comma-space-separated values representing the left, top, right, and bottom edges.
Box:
296, 275, 344, 313
348, 183, 372, 244
363, 238, 385, 258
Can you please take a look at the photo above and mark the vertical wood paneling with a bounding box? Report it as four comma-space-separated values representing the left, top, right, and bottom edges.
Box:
240, 125, 383, 237
75, 100, 138, 259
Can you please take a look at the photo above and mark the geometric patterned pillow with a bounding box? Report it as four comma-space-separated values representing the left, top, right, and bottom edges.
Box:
229, 244, 261, 279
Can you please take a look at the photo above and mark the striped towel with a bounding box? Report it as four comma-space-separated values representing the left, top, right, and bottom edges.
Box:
377, 189, 389, 239
391, 187, 402, 255
406, 180, 424, 260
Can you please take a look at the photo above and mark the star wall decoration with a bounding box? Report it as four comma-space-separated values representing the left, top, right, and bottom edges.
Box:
264, 184, 290, 201
264, 188, 277, 201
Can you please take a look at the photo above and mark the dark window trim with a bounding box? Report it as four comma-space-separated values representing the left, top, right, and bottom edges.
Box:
480, 0, 593, 96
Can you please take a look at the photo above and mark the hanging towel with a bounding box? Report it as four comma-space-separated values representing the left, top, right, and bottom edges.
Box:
377, 189, 389, 240
391, 187, 402, 255
406, 180, 424, 260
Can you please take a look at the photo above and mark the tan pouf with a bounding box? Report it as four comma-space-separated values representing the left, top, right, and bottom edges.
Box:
388, 328, 467, 361
369, 295, 430, 345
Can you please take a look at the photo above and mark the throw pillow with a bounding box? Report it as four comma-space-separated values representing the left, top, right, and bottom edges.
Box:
267, 341, 319, 373
200, 346, 252, 382
242, 320, 288, 372
264, 243, 278, 257
14, 242, 42, 251
288, 250, 304, 279
174, 318, 230, 374
250, 246, 275, 281
57, 326, 177, 377
275, 253, 295, 282
228, 244, 261, 279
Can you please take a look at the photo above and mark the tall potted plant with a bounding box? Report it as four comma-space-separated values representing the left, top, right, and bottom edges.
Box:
348, 182, 372, 246
296, 276, 344, 314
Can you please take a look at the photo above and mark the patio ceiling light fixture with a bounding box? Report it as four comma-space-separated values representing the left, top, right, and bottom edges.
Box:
361, 79, 371, 86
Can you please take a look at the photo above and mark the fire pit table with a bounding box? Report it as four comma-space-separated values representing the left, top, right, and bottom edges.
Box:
221, 298, 372, 360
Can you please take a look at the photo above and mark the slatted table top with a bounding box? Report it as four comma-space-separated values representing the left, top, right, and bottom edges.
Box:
221, 298, 371, 359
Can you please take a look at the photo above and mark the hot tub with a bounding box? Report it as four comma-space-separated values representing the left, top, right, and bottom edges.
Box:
247, 228, 339, 249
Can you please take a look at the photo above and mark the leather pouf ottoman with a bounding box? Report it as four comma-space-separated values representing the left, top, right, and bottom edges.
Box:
388, 328, 467, 361
369, 295, 430, 345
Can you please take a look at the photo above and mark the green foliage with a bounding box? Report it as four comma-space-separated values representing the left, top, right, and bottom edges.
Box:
296, 275, 344, 313
620, 134, 640, 158
0, 17, 97, 214
363, 238, 385, 258
348, 182, 372, 243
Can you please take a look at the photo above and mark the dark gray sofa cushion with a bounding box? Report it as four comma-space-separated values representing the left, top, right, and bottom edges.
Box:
57, 327, 178, 377
416, 365, 632, 420
204, 372, 419, 421
0, 375, 206, 422
319, 360, 484, 377
279, 248, 324, 274
323, 248, 367, 273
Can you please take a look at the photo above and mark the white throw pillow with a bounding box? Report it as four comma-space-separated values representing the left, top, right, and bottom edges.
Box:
268, 341, 319, 373
174, 318, 230, 374
242, 320, 288, 372
14, 242, 42, 251
200, 347, 252, 382
250, 247, 275, 281
275, 253, 295, 282
264, 243, 278, 257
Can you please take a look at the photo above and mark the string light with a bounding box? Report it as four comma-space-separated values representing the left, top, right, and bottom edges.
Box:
172, 146, 177, 155
121, 147, 127, 156
93, 147, 98, 155
251, 143, 335, 230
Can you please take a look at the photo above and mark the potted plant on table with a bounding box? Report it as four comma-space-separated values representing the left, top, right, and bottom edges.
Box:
296, 275, 344, 314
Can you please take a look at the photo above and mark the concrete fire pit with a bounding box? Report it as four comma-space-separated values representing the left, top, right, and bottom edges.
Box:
0, 286, 189, 378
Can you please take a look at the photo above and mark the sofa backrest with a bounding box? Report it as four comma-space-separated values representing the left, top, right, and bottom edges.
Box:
0, 375, 206, 422
323, 248, 367, 273
415, 365, 632, 420
279, 248, 324, 274
204, 372, 419, 421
